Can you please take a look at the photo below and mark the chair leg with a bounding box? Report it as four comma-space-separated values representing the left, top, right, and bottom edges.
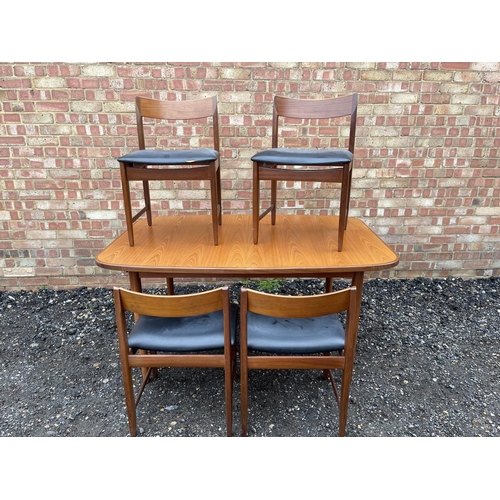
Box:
270, 179, 277, 225
121, 364, 138, 437
216, 163, 222, 225
240, 351, 249, 436
252, 162, 260, 244
120, 163, 135, 246
322, 351, 331, 380
143, 180, 152, 226
210, 163, 219, 245
224, 350, 234, 437
166, 277, 175, 295
345, 163, 353, 230
337, 165, 350, 252
338, 365, 354, 437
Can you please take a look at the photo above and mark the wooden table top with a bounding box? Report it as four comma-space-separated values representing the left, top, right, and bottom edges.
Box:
95, 214, 399, 278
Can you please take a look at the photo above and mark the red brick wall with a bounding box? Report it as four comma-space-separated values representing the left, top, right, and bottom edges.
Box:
1, 62, 499, 290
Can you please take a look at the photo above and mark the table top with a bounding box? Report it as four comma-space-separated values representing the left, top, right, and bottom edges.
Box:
95, 214, 399, 278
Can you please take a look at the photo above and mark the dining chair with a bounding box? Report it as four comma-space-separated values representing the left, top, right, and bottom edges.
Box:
239, 285, 358, 436
113, 286, 237, 436
118, 95, 222, 246
251, 94, 358, 251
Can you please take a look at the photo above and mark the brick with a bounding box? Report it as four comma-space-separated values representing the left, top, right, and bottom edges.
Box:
441, 62, 471, 70
81, 65, 116, 77
0, 62, 498, 287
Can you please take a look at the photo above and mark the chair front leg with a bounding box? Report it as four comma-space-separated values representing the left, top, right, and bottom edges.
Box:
121, 364, 138, 437
252, 162, 260, 244
216, 161, 222, 225
240, 337, 249, 436
241, 365, 249, 436
224, 350, 234, 437
210, 162, 219, 245
337, 164, 350, 252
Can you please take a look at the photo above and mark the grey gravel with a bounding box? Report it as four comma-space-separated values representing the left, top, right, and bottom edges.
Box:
1, 277, 499, 437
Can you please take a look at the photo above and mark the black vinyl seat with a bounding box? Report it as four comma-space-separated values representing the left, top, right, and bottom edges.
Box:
119, 148, 219, 166
251, 148, 353, 166
246, 312, 345, 354
129, 306, 237, 352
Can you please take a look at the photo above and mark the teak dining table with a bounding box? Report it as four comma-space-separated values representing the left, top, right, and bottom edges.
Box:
95, 213, 399, 338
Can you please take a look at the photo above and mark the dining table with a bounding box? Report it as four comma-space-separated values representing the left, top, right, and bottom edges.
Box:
95, 213, 399, 339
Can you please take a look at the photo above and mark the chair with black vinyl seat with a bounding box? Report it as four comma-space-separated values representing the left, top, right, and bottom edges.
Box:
118, 95, 221, 246
239, 286, 358, 436
113, 286, 236, 436
251, 94, 358, 251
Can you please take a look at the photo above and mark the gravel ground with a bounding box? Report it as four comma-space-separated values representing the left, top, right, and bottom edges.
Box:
1, 276, 499, 438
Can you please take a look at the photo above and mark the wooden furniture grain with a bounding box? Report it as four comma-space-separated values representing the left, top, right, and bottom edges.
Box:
251, 94, 358, 251
113, 286, 236, 436
118, 96, 221, 246
240, 286, 358, 436
97, 214, 398, 435
97, 213, 398, 343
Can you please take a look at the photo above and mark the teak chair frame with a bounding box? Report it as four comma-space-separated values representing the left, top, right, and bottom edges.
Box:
113, 286, 235, 437
240, 286, 358, 437
252, 94, 358, 251
119, 95, 221, 246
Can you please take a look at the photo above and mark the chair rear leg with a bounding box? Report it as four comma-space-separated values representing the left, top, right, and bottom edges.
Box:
270, 179, 277, 225
143, 180, 152, 226
345, 163, 353, 230
338, 367, 354, 437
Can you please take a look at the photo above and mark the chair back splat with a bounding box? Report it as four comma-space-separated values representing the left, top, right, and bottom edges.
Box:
239, 286, 358, 436
118, 95, 221, 246
113, 286, 236, 436
252, 94, 358, 251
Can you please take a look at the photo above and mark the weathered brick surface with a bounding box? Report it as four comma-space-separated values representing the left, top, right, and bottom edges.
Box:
0, 62, 499, 289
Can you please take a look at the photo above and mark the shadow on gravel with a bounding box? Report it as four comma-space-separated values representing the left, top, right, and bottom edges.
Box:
1, 277, 499, 437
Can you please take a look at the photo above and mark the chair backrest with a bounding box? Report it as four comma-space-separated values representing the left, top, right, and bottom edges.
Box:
241, 286, 358, 352
272, 94, 358, 153
135, 95, 219, 152
114, 286, 232, 346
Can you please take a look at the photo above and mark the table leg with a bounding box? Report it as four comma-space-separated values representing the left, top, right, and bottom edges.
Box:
128, 271, 151, 381
350, 271, 364, 352
129, 272, 142, 292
